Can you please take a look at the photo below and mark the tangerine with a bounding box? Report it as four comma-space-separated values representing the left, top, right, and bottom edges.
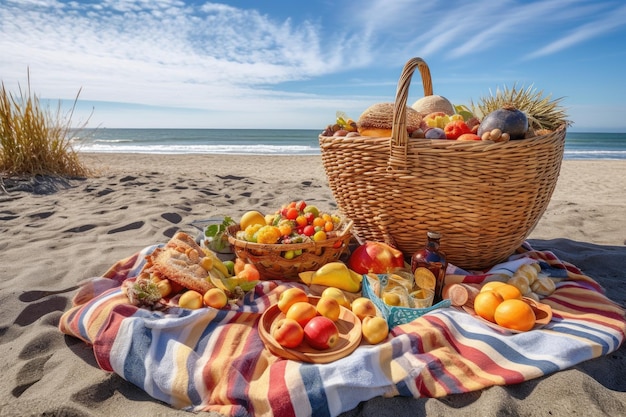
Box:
480, 281, 506, 293
494, 299, 536, 331
493, 283, 522, 300
473, 290, 503, 323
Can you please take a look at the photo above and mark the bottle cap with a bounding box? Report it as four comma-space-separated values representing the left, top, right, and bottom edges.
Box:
427, 231, 441, 239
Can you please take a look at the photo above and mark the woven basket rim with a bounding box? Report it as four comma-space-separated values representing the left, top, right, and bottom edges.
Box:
226, 220, 353, 250
320, 57, 566, 170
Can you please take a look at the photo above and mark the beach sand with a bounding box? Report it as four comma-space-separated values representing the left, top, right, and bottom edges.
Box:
1, 154, 625, 416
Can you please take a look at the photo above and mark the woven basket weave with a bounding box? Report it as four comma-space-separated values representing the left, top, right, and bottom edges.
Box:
226, 221, 353, 280
319, 57, 566, 271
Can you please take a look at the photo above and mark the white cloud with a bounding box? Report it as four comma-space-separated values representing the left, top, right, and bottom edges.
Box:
1, 0, 625, 128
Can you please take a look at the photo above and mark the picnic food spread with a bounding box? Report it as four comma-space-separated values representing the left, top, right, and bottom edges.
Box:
57, 58, 624, 416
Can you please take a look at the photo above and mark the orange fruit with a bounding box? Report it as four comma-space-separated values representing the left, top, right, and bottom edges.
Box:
473, 290, 503, 323
285, 301, 317, 327
493, 283, 522, 300
494, 299, 536, 331
480, 281, 506, 293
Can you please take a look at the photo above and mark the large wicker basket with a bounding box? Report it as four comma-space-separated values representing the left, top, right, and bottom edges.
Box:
226, 221, 353, 280
319, 57, 566, 271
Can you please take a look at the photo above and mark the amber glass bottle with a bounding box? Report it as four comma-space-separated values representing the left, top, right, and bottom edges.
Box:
410, 231, 447, 303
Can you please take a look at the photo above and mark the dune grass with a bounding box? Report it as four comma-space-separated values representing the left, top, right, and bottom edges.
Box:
0, 72, 91, 182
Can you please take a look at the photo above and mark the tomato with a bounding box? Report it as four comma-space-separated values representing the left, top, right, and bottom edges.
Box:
295, 200, 307, 211
444, 120, 471, 139
302, 225, 315, 236
286, 207, 299, 220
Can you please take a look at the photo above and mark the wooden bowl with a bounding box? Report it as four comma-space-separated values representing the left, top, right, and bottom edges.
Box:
461, 296, 553, 334
258, 296, 362, 363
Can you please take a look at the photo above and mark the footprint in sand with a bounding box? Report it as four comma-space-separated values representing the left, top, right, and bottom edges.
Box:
12, 354, 53, 397
107, 221, 145, 234
161, 212, 182, 223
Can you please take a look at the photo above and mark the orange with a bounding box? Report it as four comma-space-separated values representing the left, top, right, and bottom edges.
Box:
285, 301, 317, 327
494, 299, 536, 331
480, 281, 506, 293
493, 283, 522, 300
473, 290, 503, 323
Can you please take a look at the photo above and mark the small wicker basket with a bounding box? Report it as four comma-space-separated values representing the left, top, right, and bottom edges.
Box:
361, 274, 451, 328
319, 57, 566, 271
226, 221, 353, 280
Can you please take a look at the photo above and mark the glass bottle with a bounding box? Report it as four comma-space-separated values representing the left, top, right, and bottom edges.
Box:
411, 231, 447, 303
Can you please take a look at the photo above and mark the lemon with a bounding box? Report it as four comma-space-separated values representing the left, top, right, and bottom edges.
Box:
413, 267, 436, 291
240, 210, 266, 230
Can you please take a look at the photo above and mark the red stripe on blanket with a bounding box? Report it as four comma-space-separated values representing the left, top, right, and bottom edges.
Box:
268, 360, 296, 417
93, 303, 139, 371
102, 252, 142, 284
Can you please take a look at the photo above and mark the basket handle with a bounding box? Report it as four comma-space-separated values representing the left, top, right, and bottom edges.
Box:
388, 58, 433, 171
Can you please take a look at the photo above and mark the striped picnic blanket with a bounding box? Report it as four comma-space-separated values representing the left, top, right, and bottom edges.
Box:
59, 242, 625, 417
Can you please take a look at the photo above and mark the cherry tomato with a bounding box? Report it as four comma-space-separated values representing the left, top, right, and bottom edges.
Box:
286, 207, 299, 220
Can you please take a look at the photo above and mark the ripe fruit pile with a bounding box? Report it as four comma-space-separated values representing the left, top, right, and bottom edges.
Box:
322, 83, 569, 142
473, 282, 536, 331
236, 201, 344, 257
271, 287, 389, 350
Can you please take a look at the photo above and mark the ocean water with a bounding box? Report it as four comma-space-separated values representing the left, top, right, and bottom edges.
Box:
71, 129, 626, 160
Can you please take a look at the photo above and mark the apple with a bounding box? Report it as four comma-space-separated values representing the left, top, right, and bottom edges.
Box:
303, 316, 339, 350
316, 296, 341, 322
350, 297, 378, 321
203, 288, 228, 309
277, 287, 309, 314
321, 287, 351, 309
272, 318, 304, 348
285, 301, 318, 327
347, 241, 405, 274
361, 316, 389, 344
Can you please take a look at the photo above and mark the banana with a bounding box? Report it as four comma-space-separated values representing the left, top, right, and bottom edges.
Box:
299, 262, 362, 293
202, 248, 231, 277
207, 268, 231, 292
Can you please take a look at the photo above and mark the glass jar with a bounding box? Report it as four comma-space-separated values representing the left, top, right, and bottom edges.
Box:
410, 231, 447, 303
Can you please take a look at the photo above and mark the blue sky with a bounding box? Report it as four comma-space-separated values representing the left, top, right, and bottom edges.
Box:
1, 0, 625, 131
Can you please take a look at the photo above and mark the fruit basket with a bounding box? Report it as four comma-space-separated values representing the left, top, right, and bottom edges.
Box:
226, 221, 353, 280
319, 57, 566, 271
361, 274, 451, 328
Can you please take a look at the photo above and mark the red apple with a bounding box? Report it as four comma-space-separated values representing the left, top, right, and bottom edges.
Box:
347, 241, 405, 274
272, 318, 304, 348
303, 316, 339, 350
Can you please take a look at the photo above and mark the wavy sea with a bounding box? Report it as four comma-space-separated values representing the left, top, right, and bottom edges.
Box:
71, 129, 626, 160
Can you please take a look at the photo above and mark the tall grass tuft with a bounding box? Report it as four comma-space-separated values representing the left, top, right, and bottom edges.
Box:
0, 71, 91, 179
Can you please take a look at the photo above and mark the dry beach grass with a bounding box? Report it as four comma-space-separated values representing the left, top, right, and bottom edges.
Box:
0, 153, 625, 416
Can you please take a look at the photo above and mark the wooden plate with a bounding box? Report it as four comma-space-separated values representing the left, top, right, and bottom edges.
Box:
461, 297, 553, 334
258, 296, 362, 363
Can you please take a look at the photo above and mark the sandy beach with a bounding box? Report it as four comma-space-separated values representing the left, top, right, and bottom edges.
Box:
1, 154, 625, 416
